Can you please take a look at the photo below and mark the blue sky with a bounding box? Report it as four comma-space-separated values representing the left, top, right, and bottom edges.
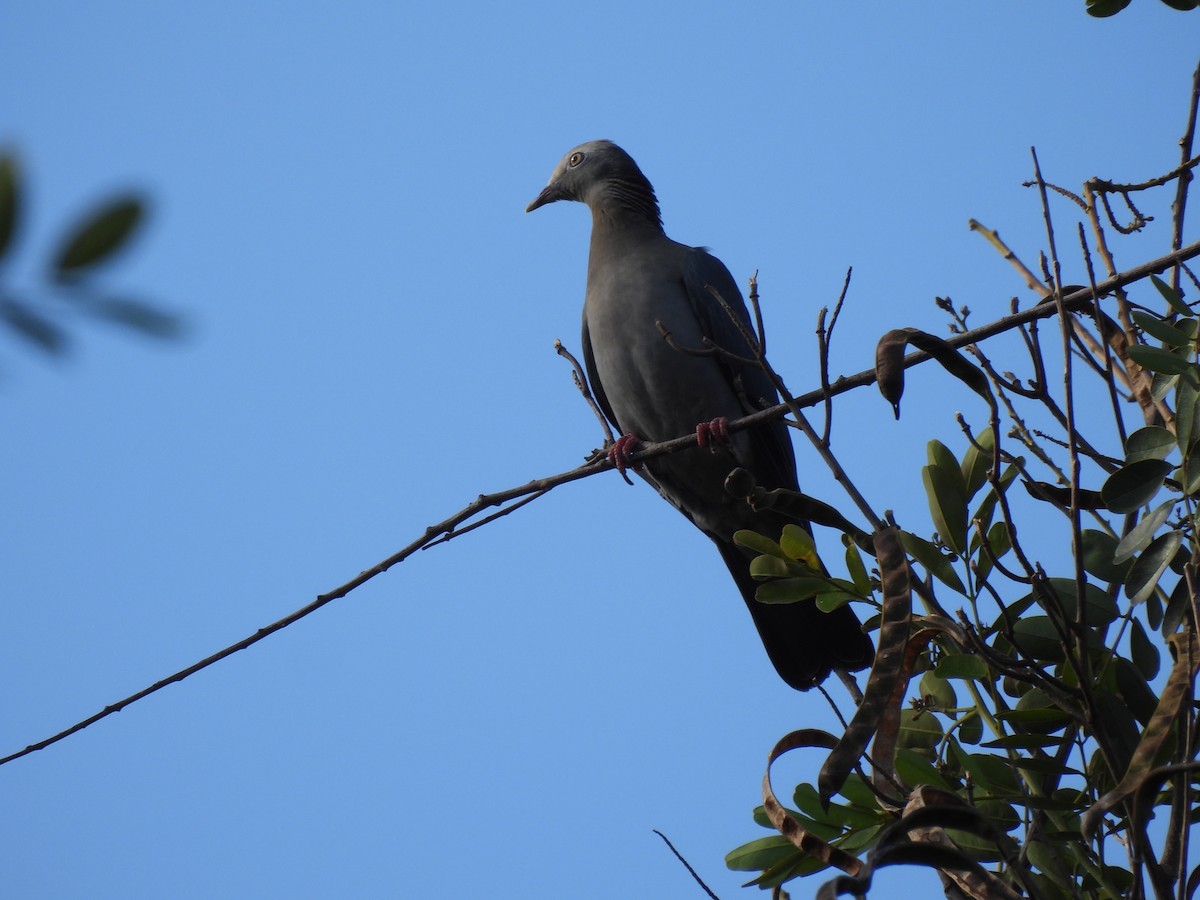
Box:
1, 3, 1197, 897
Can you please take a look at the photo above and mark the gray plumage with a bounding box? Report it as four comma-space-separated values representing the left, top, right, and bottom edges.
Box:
527, 140, 872, 689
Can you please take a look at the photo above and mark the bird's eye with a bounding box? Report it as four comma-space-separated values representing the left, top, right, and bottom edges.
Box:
568, 151, 585, 168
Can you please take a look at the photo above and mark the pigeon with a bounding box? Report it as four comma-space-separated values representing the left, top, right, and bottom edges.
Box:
527, 140, 873, 689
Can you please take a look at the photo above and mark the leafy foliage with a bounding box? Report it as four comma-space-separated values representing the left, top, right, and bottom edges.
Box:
0, 147, 182, 367
726, 76, 1200, 899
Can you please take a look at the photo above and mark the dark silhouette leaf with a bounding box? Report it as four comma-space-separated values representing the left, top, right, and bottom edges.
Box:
899, 530, 965, 594
0, 152, 17, 263
1083, 634, 1199, 840
54, 195, 144, 277
88, 297, 184, 338
1100, 458, 1174, 513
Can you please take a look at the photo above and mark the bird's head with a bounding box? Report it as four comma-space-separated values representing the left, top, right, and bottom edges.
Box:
525, 140, 661, 227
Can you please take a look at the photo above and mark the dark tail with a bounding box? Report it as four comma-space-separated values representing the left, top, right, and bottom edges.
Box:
715, 539, 874, 691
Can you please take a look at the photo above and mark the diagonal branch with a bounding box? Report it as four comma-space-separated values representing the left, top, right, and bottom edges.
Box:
3, 239, 1200, 767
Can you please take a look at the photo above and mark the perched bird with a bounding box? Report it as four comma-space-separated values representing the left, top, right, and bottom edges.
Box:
526, 140, 873, 690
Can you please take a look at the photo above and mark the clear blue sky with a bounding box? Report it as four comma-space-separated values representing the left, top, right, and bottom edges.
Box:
1, 3, 1196, 897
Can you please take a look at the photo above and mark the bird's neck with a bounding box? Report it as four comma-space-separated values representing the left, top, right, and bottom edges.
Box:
588, 203, 665, 250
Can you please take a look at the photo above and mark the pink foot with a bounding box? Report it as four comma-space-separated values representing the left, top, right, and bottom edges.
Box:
696, 417, 730, 450
609, 433, 642, 474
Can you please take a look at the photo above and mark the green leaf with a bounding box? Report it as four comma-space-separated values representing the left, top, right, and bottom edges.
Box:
1114, 500, 1174, 563
733, 530, 786, 558
0, 152, 17, 263
924, 443, 968, 553
749, 555, 805, 579
1114, 658, 1159, 727
1036, 576, 1119, 626
1081, 529, 1123, 582
1124, 425, 1177, 463
973, 520, 1010, 584
53, 195, 144, 277
779, 523, 820, 569
893, 747, 952, 788
1176, 375, 1200, 450
935, 654, 988, 680
960, 427, 995, 502
1125, 530, 1182, 605
899, 531, 966, 595
981, 733, 1067, 750
1130, 619, 1159, 679
1100, 458, 1174, 513
1151, 274, 1192, 316
843, 538, 871, 596
957, 712, 983, 745
1125, 344, 1193, 375
1180, 453, 1200, 496
918, 670, 957, 711
755, 577, 829, 604
1132, 310, 1195, 349
724, 835, 799, 872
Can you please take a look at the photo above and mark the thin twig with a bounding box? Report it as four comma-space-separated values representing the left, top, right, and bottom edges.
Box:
652, 830, 720, 900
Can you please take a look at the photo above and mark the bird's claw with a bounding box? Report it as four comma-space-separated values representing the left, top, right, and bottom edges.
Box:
608, 433, 642, 474
696, 417, 730, 451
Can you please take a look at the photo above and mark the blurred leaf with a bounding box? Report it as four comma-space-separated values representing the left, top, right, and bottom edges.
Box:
1114, 500, 1174, 563
0, 152, 17, 262
1162, 575, 1191, 635
1035, 576, 1119, 626
1100, 459, 1174, 513
981, 733, 1067, 750
899, 530, 965, 595
1131, 310, 1195, 349
1125, 530, 1182, 605
1124, 425, 1177, 462
88, 296, 184, 338
1081, 529, 1125, 582
749, 555, 806, 579
54, 195, 144, 278
0, 297, 67, 354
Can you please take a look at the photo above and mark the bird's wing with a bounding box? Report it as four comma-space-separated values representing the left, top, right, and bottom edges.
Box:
682, 247, 799, 492
580, 313, 619, 432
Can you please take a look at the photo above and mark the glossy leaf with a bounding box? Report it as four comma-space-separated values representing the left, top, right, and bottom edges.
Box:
1124, 425, 1176, 463
734, 529, 787, 559
1114, 500, 1174, 564
1100, 458, 1173, 513
779, 523, 820, 569
1175, 374, 1200, 449
53, 196, 144, 277
1125, 530, 1182, 605
843, 538, 871, 596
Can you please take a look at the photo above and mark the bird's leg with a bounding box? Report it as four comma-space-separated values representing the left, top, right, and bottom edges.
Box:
696, 416, 730, 451
609, 433, 642, 474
